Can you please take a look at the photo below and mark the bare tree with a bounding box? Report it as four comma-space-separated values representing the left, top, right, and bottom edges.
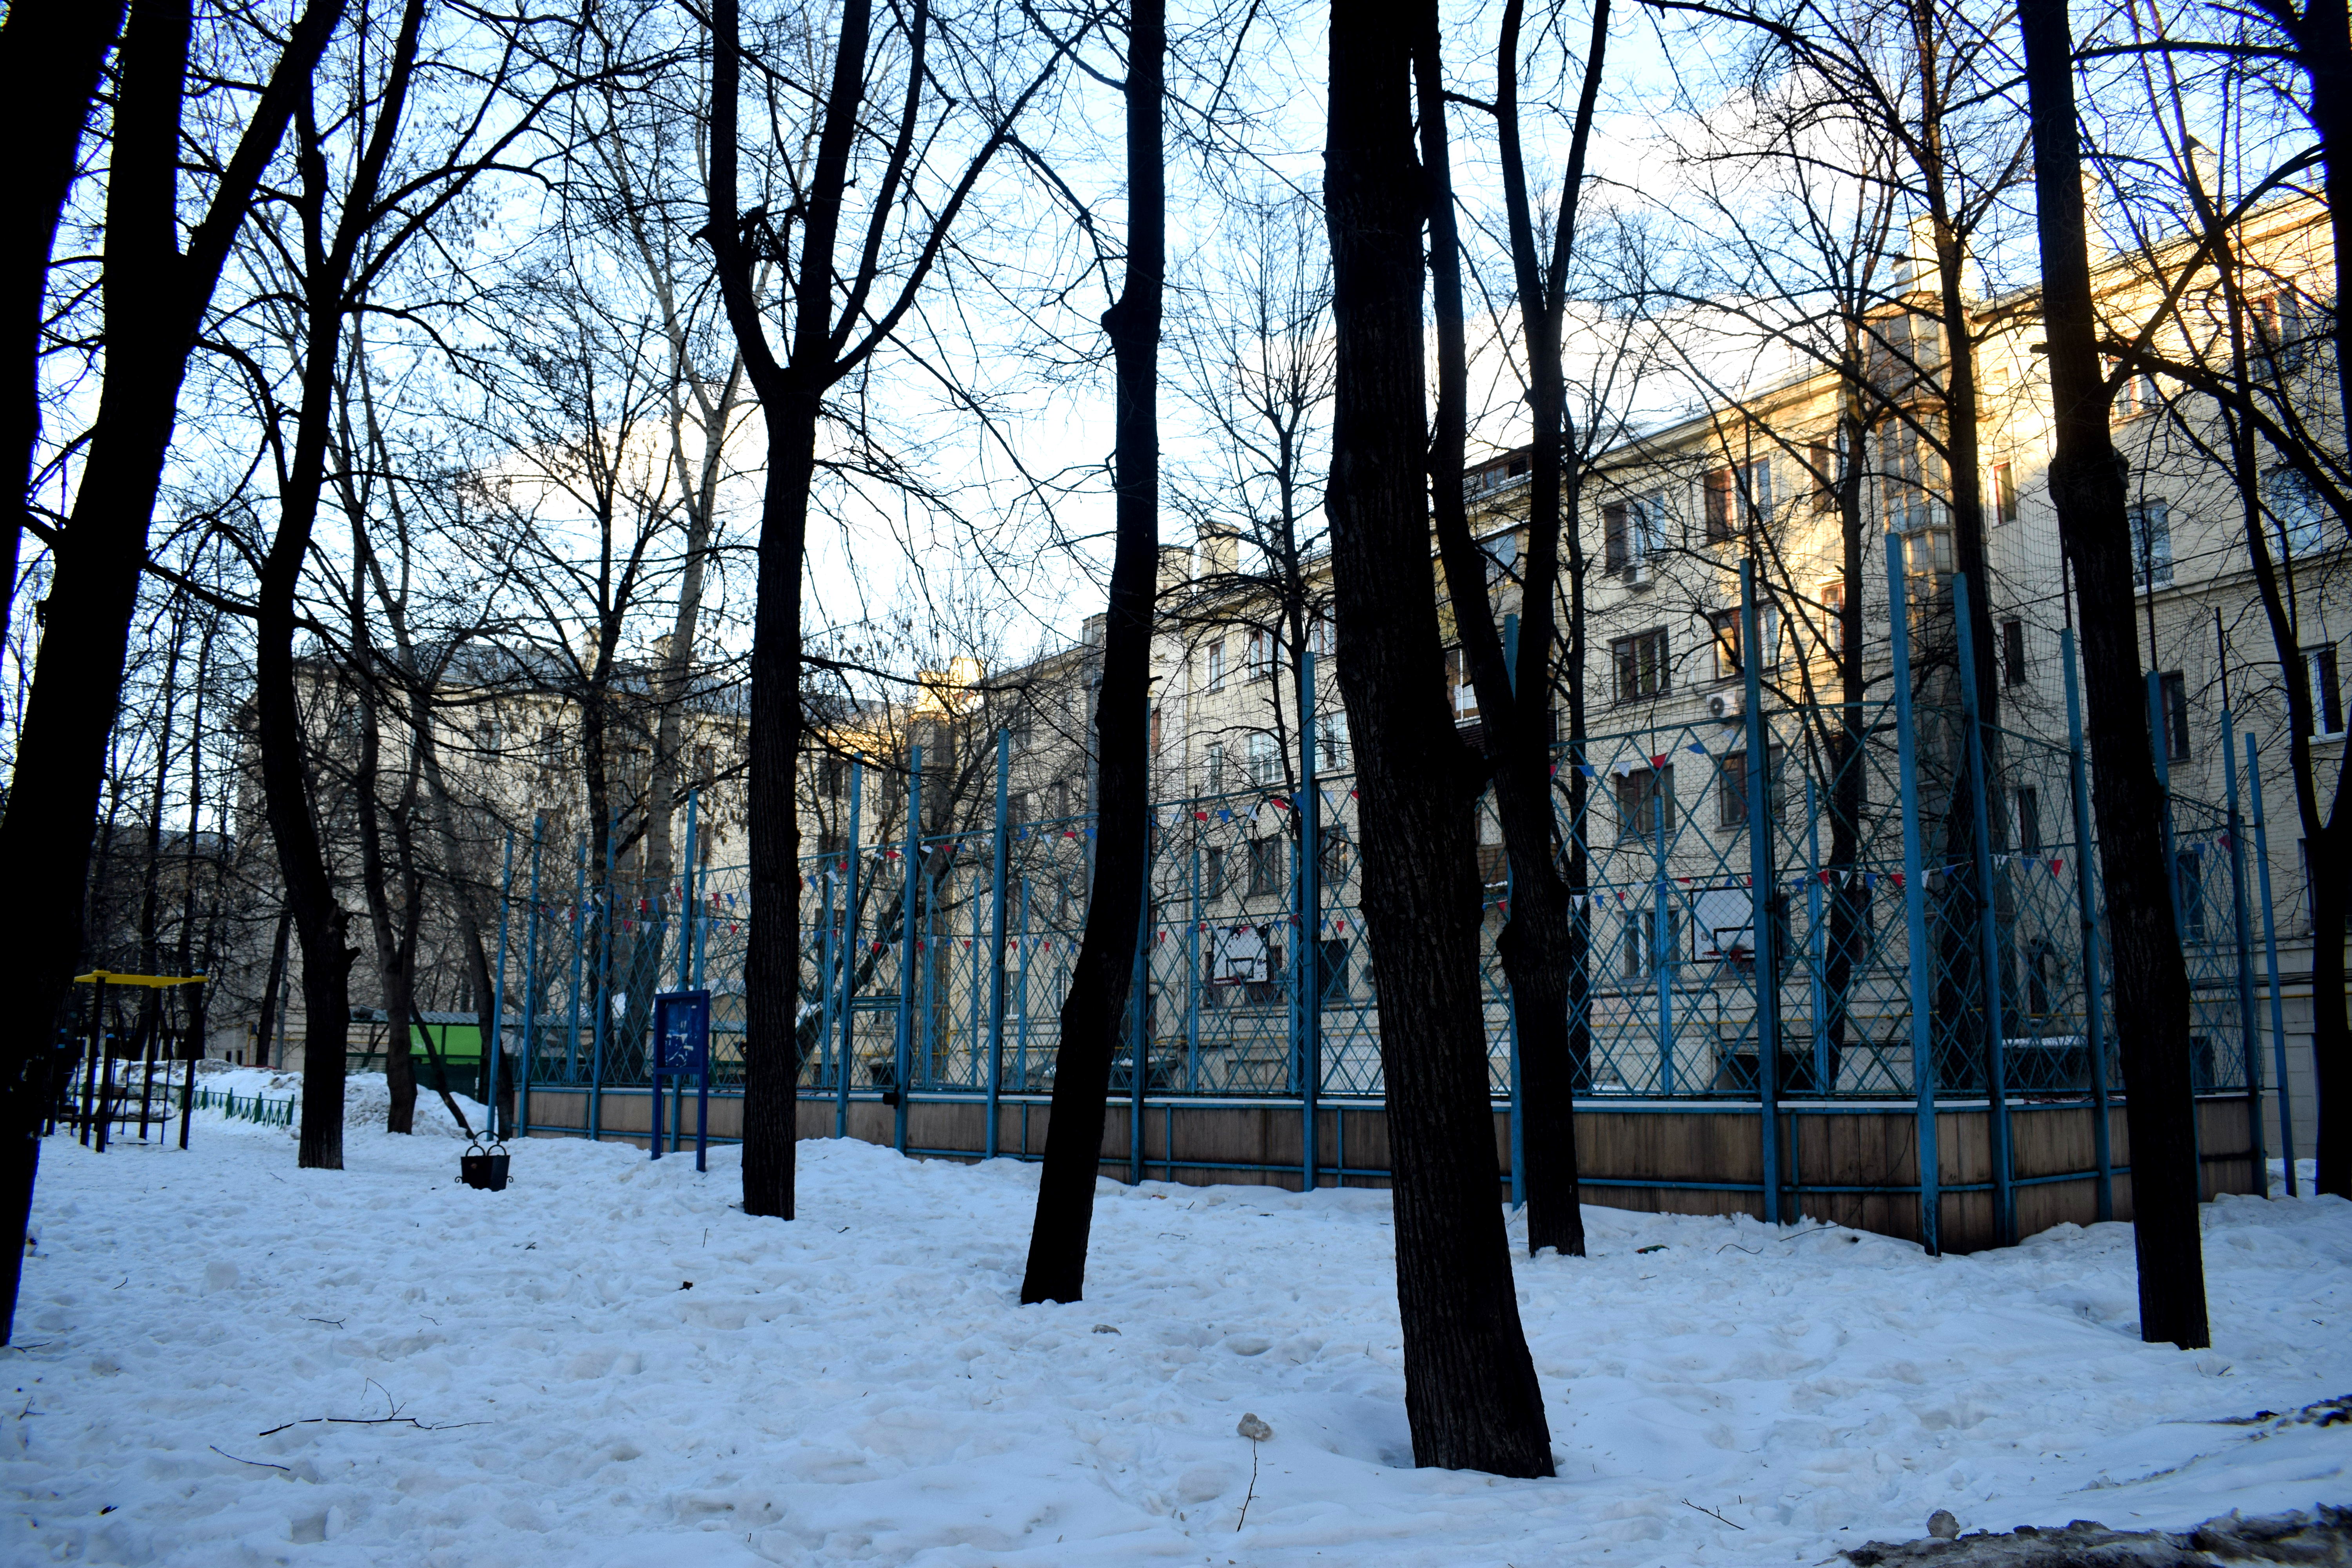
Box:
2018, 0, 2210, 1349
1323, 0, 1553, 1477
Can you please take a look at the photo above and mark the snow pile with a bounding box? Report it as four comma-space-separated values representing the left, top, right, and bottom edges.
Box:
4, 1117, 2347, 1566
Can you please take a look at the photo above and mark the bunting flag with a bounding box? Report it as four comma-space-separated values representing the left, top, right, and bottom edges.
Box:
1218, 809, 1233, 822
2051, 858, 2063, 876
1820, 870, 1834, 885
1578, 763, 1598, 777
1650, 753, 1669, 769
1889, 871, 1904, 888
1686, 743, 1709, 759
1195, 811, 1209, 822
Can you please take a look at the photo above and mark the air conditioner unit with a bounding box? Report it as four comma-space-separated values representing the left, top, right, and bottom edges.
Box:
1628, 559, 1653, 588
1706, 690, 1744, 722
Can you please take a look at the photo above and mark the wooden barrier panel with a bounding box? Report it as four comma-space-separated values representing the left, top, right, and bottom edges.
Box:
519, 1088, 2259, 1253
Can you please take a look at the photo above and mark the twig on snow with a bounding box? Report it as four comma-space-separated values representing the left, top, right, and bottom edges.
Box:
211, 1445, 290, 1472
1236, 1445, 1258, 1532
1683, 1498, 1745, 1530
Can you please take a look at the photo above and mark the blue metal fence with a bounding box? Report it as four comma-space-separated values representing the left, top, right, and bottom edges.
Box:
493, 550, 2279, 1245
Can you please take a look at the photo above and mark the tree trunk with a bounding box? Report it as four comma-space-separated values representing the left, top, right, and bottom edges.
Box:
1325, 0, 1554, 1477
2018, 0, 2208, 1348
0, 0, 128, 673
1020, 0, 1163, 1306
0, 0, 339, 1341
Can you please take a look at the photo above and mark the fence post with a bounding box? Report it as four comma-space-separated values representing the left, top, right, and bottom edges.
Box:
521, 818, 543, 1138
1502, 613, 1523, 1211
988, 732, 1009, 1158
1017, 876, 1032, 1097
2223, 708, 2266, 1190
896, 747, 921, 1155
567, 841, 586, 1086
837, 760, 863, 1137
1952, 575, 2014, 1246
2062, 628, 2114, 1220
1806, 775, 1827, 1094
1187, 835, 1201, 1093
1300, 647, 1321, 1193
679, 789, 699, 991
1740, 559, 1782, 1225
1888, 536, 1941, 1254
1132, 875, 1147, 1186
2245, 736, 2296, 1194
489, 831, 514, 1141
591, 812, 617, 1142
819, 866, 837, 1106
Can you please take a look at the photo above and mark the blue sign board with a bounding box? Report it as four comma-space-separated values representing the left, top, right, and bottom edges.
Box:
649, 990, 712, 1171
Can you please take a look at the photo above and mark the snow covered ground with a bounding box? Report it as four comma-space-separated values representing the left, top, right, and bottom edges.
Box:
4, 1083, 2347, 1568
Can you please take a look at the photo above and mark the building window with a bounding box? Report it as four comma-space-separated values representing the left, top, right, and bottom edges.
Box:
1621, 904, 1681, 979
1318, 823, 1351, 885
1247, 730, 1279, 788
1883, 428, 1944, 535
1205, 741, 1225, 795
1206, 641, 1227, 692
2017, 785, 2042, 854
1317, 711, 1349, 771
1808, 441, 1837, 513
1314, 937, 1348, 1003
1246, 835, 1285, 898
1612, 629, 1670, 703
1010, 790, 1030, 826
2250, 288, 2310, 377
1709, 604, 1777, 679
2155, 670, 2190, 762
2266, 466, 2328, 559
1702, 456, 1772, 543
1150, 707, 1162, 755
1246, 627, 1274, 680
2025, 938, 2059, 1016
1991, 460, 2018, 524
2105, 358, 2158, 416
1205, 846, 1229, 898
1821, 581, 1846, 655
1446, 647, 1480, 721
2001, 619, 2026, 688
2304, 644, 2343, 737
2129, 500, 2173, 590
1716, 747, 1784, 829
1603, 492, 1665, 573
1309, 613, 1334, 657
1616, 764, 1675, 842
1483, 529, 1519, 588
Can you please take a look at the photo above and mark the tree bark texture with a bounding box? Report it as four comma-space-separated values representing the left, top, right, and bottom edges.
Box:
1325, 0, 1555, 1477
1020, 0, 1163, 1307
2018, 0, 2209, 1348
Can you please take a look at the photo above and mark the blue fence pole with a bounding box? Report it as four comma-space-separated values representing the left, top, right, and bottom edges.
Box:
2223, 709, 2266, 1190
488, 831, 514, 1141
1888, 535, 1941, 1254
679, 789, 699, 991
819, 866, 837, 1100
521, 818, 543, 1136
1740, 559, 1782, 1225
837, 760, 863, 1137
2062, 628, 2114, 1220
1187, 836, 1201, 1093
1300, 647, 1321, 1193
1806, 775, 1827, 1093
989, 732, 1010, 1157
590, 814, 617, 1143
567, 841, 587, 1085
1502, 614, 1524, 1210
2245, 735, 2296, 1194
896, 748, 921, 1154
1952, 575, 2014, 1246
1016, 876, 1032, 1095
